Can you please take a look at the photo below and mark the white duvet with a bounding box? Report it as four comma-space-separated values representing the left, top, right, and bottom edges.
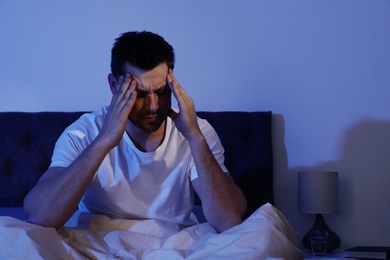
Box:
0, 203, 303, 259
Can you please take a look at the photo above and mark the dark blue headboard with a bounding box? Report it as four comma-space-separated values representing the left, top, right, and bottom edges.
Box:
0, 111, 273, 218
197, 112, 273, 218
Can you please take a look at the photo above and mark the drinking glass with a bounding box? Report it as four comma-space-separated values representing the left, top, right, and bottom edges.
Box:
310, 230, 328, 256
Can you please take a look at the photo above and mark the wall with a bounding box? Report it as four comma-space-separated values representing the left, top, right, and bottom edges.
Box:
1, 0, 390, 249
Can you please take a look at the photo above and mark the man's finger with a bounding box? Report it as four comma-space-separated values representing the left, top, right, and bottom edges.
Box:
167, 70, 174, 91
121, 73, 133, 91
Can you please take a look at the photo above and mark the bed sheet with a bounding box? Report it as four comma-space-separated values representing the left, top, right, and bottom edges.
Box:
0, 203, 303, 259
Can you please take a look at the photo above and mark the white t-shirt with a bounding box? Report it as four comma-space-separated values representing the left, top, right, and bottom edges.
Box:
50, 106, 227, 226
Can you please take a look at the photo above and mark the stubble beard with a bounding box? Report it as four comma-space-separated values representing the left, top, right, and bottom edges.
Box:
128, 110, 169, 133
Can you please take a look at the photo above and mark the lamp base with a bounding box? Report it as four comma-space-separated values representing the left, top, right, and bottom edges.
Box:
302, 214, 341, 252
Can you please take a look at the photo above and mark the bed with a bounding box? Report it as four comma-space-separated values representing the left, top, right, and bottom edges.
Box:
0, 111, 303, 259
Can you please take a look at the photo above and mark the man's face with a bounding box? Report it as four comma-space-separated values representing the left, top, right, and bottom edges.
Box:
121, 62, 171, 133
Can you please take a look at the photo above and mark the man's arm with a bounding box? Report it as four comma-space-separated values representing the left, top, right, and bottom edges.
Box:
167, 70, 247, 232
24, 74, 137, 228
24, 138, 113, 228
190, 139, 247, 232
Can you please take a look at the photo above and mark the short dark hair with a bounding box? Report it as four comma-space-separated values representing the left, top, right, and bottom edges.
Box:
110, 31, 175, 78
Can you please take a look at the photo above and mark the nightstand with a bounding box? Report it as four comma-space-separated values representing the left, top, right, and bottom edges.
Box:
303, 249, 353, 259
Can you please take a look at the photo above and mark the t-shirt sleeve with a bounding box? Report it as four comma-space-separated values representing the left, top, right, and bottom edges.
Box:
50, 119, 97, 168
189, 117, 228, 181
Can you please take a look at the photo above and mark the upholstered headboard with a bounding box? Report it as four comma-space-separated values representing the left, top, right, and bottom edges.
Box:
0, 111, 273, 219
197, 112, 273, 218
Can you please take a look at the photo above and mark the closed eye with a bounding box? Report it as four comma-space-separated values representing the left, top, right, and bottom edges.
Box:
136, 84, 170, 98
136, 89, 148, 98
155, 84, 169, 96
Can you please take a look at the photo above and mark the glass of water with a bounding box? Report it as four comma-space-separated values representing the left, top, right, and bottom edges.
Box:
310, 230, 328, 256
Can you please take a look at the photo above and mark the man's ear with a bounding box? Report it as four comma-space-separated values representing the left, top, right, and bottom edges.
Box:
107, 73, 117, 94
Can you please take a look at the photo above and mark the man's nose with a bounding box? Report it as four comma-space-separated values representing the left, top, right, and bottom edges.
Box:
145, 93, 159, 112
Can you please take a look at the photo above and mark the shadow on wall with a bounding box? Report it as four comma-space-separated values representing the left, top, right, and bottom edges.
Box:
273, 116, 390, 249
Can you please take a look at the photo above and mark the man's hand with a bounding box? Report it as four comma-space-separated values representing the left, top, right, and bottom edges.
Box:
24, 73, 138, 229
167, 69, 201, 140
167, 69, 246, 232
100, 73, 137, 148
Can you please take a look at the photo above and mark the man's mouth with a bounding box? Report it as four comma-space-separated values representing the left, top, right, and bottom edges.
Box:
142, 115, 158, 122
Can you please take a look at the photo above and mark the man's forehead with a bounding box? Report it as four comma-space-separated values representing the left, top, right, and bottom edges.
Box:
122, 63, 168, 90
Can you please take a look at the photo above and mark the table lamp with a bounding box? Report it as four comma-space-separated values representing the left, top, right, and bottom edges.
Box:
298, 171, 341, 252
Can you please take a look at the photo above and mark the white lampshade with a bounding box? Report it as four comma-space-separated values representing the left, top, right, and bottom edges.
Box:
298, 171, 339, 214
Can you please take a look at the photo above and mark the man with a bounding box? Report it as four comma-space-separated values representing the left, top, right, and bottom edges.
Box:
24, 31, 247, 233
